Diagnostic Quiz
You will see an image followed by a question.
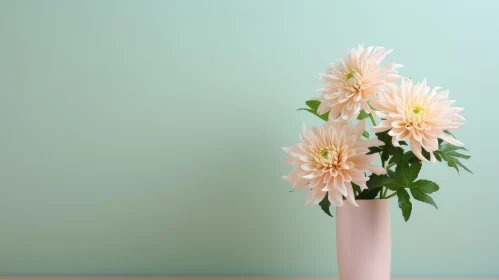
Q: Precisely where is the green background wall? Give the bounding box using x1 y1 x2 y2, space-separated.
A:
0 0 496 276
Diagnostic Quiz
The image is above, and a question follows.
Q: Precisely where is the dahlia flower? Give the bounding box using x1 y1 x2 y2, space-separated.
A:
316 45 402 122
282 120 386 207
371 78 465 163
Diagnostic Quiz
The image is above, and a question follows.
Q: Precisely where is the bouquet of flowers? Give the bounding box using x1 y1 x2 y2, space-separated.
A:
282 45 472 221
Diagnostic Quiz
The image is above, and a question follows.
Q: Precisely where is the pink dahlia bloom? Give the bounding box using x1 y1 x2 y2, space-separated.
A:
371 78 465 163
282 120 386 207
316 45 402 122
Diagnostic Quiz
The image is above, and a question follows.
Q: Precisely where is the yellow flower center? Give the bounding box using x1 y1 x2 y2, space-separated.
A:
412 104 424 114
345 71 355 80
316 147 339 167
320 149 330 159
343 70 362 89
405 104 428 130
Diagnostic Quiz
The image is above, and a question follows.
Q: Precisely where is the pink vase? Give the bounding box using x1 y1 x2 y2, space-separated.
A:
336 199 391 280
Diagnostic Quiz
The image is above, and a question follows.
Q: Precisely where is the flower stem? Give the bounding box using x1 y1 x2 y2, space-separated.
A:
386 162 396 170
382 187 388 198
385 192 397 199
368 113 377 126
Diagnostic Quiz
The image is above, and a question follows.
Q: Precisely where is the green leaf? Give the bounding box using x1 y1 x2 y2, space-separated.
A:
387 169 396 178
455 159 473 174
297 108 329 122
403 151 416 162
381 151 390 164
305 100 321 110
393 161 422 187
356 187 382 200
367 174 392 187
433 151 442 162
397 188 412 222
410 188 438 209
352 183 361 195
446 160 460 174
319 194 333 217
297 100 329 122
367 174 400 190
411 179 439 194
357 110 370 120
362 131 370 139
404 150 431 163
358 188 381 199
436 143 473 174
443 130 456 138
352 183 382 200
445 151 471 160
367 146 383 154
387 146 406 165
376 131 391 144
440 144 468 153
373 131 405 166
